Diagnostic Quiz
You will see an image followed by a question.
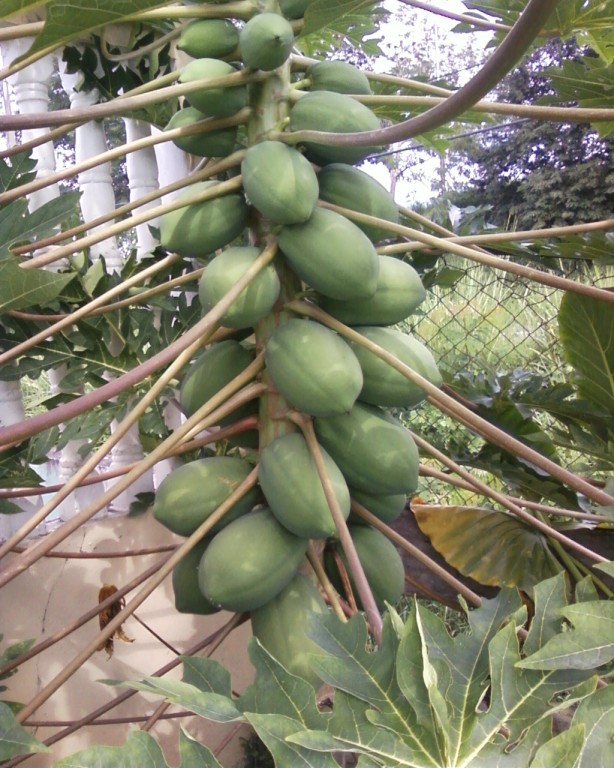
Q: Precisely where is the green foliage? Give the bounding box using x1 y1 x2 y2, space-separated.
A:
111 573 614 767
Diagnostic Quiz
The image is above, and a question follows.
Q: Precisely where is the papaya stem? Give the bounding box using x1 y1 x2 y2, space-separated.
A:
306 542 348 624
286 299 614 516
15 468 259 724
351 501 482 608
318 200 614 304
290 412 383 647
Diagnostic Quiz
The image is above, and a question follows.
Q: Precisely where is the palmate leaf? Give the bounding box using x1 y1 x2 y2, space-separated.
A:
10 1 171 60
0 192 81 260
519 600 614 671
0 702 49 761
570 684 614 767
0 257 75 313
412 504 563 590
558 292 614 416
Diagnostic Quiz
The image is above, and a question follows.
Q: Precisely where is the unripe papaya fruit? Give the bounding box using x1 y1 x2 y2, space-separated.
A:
251 573 329 686
277 207 379 300
289 91 380 165
349 488 407 524
349 327 442 408
239 13 294 71
179 58 246 117
265 318 363 417
314 403 419 495
180 339 257 428
198 246 280 329
319 255 426 326
317 163 398 242
241 141 318 224
326 524 405 610
279 0 317 19
172 539 220 615
198 507 308 612
177 18 239 59
159 181 248 258
258 432 350 538
308 61 372 95
153 456 259 537
164 107 238 157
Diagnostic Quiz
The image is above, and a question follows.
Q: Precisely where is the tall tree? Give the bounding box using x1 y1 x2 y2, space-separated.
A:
448 38 614 228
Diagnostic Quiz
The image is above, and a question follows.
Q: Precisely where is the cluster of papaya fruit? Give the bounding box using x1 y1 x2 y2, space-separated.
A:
151 0 443 682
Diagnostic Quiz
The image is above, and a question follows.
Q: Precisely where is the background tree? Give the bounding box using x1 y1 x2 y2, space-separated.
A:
448 38 614 229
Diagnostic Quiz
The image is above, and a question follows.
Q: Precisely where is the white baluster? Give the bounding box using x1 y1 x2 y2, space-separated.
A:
4 39 59 211
0 380 40 540
123 118 160 255
152 130 191 203
59 67 122 272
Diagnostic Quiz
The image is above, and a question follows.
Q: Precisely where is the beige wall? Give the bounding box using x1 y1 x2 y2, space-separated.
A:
1 514 256 767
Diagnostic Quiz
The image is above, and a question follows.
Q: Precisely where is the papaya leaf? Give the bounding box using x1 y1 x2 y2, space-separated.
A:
106 674 243 723
0 152 38 193
529 724 585 768
0 1 49 23
412 504 563 590
0 257 75 313
0 192 81 260
302 0 379 36
53 730 167 767
558 292 614 416
178 727 223 768
0 500 24 515
246 712 341 768
519 600 614 670
595 560 614 578
570 684 614 766
0 702 49 761
13 1 171 60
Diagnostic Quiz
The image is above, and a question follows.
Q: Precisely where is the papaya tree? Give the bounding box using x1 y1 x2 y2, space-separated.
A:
0 1 613 766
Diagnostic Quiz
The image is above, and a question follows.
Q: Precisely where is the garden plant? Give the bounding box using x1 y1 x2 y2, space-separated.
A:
0 0 614 766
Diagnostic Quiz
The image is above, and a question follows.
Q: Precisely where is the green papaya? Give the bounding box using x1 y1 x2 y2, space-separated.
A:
164 107 238 157
349 488 407 524
241 141 318 224
314 403 419 495
251 573 329 686
180 339 257 428
317 163 398 242
153 456 259 537
177 18 239 59
350 327 442 408
239 13 294 71
265 318 363 417
172 539 220 615
319 255 426 326
159 181 248 258
326 524 405 610
277 207 380 300
289 91 380 165
279 0 317 19
198 246 280 329
308 61 372 95
258 432 350 538
198 507 308 612
179 58 247 117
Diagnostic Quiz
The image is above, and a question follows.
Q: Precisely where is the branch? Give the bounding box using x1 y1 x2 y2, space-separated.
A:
397 0 513 33
275 0 561 147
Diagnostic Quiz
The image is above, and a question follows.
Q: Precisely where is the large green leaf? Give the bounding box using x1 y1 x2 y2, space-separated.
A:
0 702 49 761
570 684 614 767
413 504 562 590
0 1 48 22
0 192 81 260
177 727 224 768
13 1 171 59
558 292 614 416
0 256 75 313
527 724 584 768
302 0 379 36
519 600 614 670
